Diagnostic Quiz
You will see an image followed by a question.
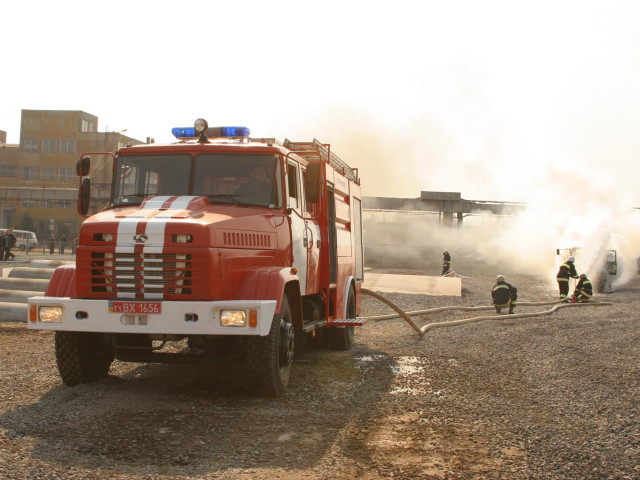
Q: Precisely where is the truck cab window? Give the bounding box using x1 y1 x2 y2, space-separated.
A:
302 169 315 215
194 154 282 208
287 163 299 209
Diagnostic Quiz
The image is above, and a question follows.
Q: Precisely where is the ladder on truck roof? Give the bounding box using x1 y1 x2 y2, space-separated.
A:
284 139 358 184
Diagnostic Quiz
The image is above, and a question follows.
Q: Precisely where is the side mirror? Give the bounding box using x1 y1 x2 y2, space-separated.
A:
76 156 90 176
78 177 91 216
304 163 321 204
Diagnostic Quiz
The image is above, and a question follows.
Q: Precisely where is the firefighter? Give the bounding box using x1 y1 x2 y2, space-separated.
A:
442 250 451 276
573 273 593 302
556 256 579 300
235 163 271 204
48 234 56 255
492 275 518 314
3 228 16 261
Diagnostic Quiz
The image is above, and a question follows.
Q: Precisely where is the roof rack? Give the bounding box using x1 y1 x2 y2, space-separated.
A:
249 137 282 147
283 139 357 183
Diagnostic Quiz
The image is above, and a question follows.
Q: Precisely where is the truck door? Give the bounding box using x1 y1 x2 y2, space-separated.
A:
287 161 309 294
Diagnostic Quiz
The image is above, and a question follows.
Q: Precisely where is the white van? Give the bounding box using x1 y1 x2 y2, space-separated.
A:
1 229 39 251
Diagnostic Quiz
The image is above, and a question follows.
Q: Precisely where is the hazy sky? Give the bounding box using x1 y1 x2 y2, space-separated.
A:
2 0 639 204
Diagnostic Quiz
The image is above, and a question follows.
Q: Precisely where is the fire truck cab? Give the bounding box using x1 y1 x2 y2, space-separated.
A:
28 119 366 396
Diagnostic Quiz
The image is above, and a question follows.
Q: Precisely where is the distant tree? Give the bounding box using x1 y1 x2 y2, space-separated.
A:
20 211 36 231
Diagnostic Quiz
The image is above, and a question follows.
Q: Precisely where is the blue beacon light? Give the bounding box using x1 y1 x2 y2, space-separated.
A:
172 125 251 139
219 126 251 138
172 127 196 139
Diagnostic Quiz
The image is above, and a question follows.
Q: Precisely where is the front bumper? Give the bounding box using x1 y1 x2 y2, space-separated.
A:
27 297 277 336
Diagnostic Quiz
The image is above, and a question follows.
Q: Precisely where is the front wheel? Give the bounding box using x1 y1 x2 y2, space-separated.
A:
55 331 114 386
245 294 295 396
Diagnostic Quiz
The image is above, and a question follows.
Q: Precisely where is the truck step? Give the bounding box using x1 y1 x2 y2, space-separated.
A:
301 320 327 333
331 318 368 326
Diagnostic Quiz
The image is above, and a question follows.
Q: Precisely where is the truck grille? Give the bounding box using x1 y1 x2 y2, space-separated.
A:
90 252 192 297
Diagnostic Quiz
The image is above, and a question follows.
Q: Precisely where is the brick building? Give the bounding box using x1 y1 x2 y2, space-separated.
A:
0 110 143 241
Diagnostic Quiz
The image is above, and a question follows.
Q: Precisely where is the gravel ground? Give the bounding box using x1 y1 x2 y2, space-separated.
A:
1 261 639 479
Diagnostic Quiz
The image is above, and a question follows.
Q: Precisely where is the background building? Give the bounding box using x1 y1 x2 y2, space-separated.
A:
0 110 143 242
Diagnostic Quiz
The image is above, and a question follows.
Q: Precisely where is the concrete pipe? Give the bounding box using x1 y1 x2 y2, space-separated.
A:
8 268 55 280
0 302 27 323
28 260 74 269
0 289 44 304
0 277 50 292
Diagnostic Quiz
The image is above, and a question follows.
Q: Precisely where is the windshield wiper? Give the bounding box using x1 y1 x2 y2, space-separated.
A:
207 194 249 208
113 194 149 206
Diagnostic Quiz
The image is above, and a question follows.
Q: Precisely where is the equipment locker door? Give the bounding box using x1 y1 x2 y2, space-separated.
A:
301 167 321 294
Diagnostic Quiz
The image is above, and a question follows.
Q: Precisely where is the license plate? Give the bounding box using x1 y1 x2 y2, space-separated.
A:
109 301 162 314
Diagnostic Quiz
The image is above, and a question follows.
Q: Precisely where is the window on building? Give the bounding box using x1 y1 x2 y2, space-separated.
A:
56 200 72 208
41 167 55 180
81 119 95 133
60 139 76 154
0 165 18 178
59 167 74 181
21 200 36 208
22 166 37 180
24 138 39 153
42 139 57 153
40 200 56 208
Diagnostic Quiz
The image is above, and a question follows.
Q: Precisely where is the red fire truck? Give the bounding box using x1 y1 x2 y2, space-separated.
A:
28 119 366 396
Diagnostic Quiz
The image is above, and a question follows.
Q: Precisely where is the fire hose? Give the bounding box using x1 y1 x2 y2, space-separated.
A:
361 288 613 337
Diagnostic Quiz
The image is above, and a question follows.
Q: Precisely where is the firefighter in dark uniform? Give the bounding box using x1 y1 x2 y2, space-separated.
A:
573 273 593 302
556 256 579 300
492 275 518 314
442 250 451 276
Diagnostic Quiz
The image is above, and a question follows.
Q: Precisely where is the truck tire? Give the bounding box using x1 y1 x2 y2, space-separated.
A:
246 294 294 396
329 285 356 350
55 331 114 386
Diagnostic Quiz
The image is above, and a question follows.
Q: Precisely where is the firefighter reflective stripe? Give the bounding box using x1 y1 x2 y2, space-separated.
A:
557 278 569 282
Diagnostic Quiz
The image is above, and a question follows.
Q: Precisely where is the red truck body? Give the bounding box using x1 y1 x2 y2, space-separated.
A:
28 121 365 395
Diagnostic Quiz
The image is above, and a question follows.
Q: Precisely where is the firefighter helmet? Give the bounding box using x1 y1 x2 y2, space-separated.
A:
496 275 505 283
580 273 587 279
443 250 448 254
568 256 575 262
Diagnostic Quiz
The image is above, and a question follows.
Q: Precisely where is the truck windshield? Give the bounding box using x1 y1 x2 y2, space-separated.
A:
112 154 192 206
112 153 282 208
194 154 281 208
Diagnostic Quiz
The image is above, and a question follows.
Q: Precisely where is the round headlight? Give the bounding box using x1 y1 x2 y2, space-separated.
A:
194 118 208 133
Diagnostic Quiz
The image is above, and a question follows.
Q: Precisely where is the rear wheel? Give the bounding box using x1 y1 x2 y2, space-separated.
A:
246 294 294 396
55 332 114 386
329 285 356 350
